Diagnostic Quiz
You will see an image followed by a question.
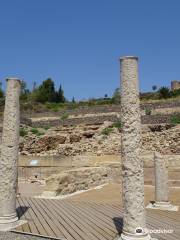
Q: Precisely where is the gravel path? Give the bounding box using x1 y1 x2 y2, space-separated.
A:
0 232 52 240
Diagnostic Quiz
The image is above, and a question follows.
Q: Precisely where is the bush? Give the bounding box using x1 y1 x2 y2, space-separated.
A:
30 128 44 136
158 87 171 99
36 131 44 136
145 108 152 115
20 128 28 137
101 127 113 135
171 89 180 97
112 120 122 129
170 114 180 125
61 112 69 120
112 88 120 104
43 125 50 130
30 128 39 134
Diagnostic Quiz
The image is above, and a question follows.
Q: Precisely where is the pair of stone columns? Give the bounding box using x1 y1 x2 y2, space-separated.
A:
0 78 25 230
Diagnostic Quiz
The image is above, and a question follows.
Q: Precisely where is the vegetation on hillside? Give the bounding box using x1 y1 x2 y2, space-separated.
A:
0 78 180 114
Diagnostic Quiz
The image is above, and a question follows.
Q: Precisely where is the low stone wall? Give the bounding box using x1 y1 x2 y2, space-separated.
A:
21 101 180 118
21 113 179 128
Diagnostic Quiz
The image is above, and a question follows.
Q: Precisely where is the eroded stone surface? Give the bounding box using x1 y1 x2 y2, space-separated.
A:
45 167 111 195
120 57 147 236
0 79 21 224
154 151 169 202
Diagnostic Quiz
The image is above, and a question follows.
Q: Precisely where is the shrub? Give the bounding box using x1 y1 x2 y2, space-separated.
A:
158 87 171 99
30 128 39 134
20 128 28 137
170 114 180 125
43 125 50 130
61 112 69 120
145 108 152 115
171 89 180 97
113 120 122 129
36 131 44 136
101 127 113 136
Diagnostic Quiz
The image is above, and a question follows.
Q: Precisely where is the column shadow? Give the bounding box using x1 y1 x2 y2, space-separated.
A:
113 217 123 235
16 206 29 218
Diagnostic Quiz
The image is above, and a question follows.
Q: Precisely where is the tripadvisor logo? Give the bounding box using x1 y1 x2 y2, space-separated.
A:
135 227 143 234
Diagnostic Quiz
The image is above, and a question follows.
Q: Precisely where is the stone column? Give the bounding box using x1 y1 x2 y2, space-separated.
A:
146 151 178 211
0 78 21 229
154 151 169 204
120 56 151 240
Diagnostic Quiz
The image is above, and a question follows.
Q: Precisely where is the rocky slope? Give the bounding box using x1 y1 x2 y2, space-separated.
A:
19 122 180 156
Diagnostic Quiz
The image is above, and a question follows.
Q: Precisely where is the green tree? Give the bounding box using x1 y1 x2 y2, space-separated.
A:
58 84 66 103
152 85 157 91
158 86 171 99
112 88 120 104
20 80 30 101
72 96 76 103
34 78 56 103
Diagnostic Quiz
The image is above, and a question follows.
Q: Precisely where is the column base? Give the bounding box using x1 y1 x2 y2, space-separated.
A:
0 220 27 231
0 212 18 224
117 230 155 240
146 202 179 211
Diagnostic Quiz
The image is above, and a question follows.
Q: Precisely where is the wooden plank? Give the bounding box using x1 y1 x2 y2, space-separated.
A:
87 202 179 240
13 197 180 240
53 199 112 240
31 197 62 238
66 200 118 235
20 197 39 235
81 201 123 231
36 198 76 240
41 198 89 240
26 197 55 237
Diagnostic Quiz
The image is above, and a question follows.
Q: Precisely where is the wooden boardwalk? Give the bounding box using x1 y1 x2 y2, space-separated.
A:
12 197 180 240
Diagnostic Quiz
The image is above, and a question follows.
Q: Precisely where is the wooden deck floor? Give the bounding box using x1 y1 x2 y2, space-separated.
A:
12 197 180 240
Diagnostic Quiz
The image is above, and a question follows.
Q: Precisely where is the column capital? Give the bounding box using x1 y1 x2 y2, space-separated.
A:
119 56 138 61
6 77 22 83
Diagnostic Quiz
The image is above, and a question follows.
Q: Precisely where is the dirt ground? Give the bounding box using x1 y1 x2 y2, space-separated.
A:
68 183 180 206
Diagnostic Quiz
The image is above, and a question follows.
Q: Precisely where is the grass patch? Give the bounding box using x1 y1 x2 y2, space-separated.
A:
20 128 28 137
101 127 113 136
112 120 122 129
145 108 152 115
61 112 69 120
170 114 180 125
43 125 50 130
36 131 45 136
30 128 39 134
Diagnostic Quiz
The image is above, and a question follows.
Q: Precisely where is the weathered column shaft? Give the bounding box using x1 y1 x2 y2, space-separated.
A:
120 56 148 238
0 78 21 223
154 151 169 203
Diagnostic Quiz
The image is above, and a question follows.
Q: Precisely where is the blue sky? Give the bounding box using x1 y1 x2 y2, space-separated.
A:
0 0 180 100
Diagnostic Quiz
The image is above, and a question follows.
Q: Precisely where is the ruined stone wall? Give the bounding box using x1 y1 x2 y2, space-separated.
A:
21 112 180 128
171 80 180 90
21 101 180 118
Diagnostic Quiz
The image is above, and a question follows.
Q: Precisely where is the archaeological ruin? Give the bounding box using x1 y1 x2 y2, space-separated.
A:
0 61 179 239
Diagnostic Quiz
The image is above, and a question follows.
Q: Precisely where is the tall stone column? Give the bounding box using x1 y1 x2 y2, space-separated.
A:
147 151 178 211
0 78 22 230
120 56 151 240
